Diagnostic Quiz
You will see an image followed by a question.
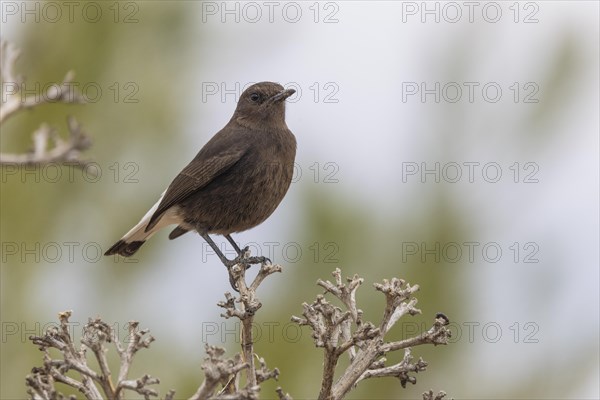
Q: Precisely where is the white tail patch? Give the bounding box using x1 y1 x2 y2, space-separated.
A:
120 190 183 244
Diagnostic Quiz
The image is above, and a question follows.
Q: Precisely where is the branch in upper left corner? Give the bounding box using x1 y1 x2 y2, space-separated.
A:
0 40 93 171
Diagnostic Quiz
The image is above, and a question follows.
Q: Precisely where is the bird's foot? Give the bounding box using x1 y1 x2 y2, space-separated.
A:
224 249 271 292
226 247 271 267
239 255 271 265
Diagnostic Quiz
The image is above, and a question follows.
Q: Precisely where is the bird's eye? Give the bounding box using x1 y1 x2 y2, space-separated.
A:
249 93 260 102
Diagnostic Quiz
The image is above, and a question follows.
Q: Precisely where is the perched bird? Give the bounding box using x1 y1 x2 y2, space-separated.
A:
105 82 297 271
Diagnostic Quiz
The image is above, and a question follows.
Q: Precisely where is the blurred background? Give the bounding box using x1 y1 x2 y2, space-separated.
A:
1 1 598 399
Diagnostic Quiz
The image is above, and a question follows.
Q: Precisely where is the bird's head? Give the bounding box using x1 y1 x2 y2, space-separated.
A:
233 82 295 129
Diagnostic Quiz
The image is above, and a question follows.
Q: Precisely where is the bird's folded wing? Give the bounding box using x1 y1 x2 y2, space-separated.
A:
145 147 247 231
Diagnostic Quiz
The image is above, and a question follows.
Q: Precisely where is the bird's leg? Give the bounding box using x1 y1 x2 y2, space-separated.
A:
200 232 234 266
200 232 241 291
225 234 243 256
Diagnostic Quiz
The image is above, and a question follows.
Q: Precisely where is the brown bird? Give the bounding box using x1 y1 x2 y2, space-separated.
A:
105 82 297 271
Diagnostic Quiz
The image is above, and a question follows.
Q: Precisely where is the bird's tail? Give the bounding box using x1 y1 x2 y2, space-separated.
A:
104 239 146 257
104 191 182 257
104 212 157 257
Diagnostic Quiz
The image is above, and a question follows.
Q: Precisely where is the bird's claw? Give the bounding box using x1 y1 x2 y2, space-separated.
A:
240 246 250 258
224 253 271 292
255 256 272 265
226 254 270 268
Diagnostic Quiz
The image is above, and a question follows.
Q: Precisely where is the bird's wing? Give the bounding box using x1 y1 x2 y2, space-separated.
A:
145 145 247 231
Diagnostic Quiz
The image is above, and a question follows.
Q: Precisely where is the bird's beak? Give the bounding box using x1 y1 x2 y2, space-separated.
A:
268 88 296 104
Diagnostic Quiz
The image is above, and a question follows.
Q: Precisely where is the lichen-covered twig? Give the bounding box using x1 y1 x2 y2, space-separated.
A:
291 268 452 400
422 389 450 400
26 311 162 400
26 268 450 400
188 345 249 400
25 263 290 400
191 260 289 400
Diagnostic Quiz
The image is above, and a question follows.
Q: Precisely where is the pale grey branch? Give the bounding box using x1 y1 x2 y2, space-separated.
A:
26 267 448 400
0 40 92 170
292 270 452 400
201 259 289 399
26 311 162 400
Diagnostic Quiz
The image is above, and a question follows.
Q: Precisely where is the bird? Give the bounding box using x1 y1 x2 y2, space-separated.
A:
104 81 297 275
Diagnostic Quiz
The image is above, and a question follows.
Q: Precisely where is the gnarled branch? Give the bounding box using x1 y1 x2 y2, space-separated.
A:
292 269 452 400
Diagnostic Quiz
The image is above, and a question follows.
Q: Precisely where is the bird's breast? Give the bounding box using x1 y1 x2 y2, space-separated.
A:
180 129 296 234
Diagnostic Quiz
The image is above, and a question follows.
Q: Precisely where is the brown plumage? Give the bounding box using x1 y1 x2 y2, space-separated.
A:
104 82 296 266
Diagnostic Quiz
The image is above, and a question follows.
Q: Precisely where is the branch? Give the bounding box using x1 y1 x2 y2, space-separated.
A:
355 348 428 388
189 346 248 400
26 311 164 400
422 390 450 400
0 117 93 169
27 311 104 400
291 269 452 400
0 40 93 170
26 268 450 400
209 257 289 400
26 263 290 400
